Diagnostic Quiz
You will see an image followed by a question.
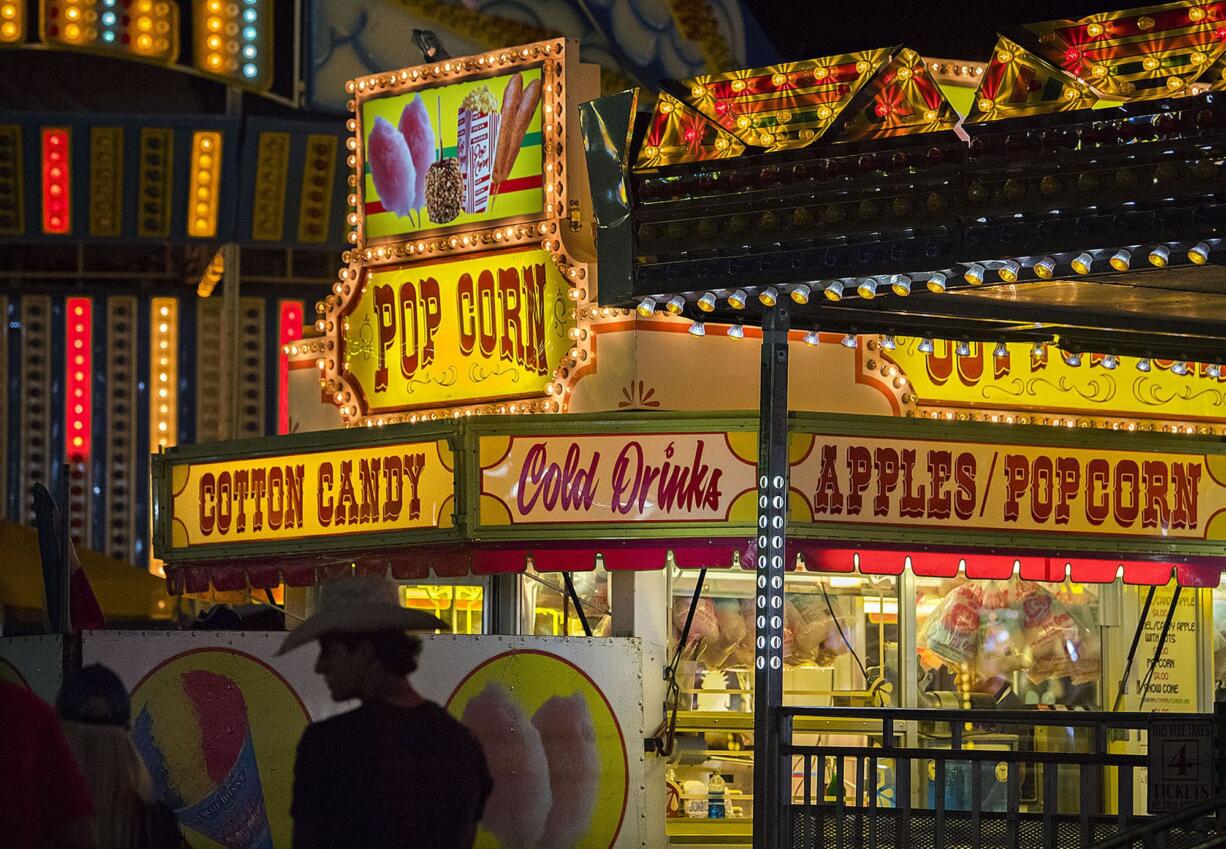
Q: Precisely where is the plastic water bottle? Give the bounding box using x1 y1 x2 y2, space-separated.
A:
708 773 727 819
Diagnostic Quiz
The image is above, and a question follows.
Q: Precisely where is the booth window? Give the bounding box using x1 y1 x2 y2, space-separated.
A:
399 580 485 635
523 564 611 637
915 576 1102 710
669 567 899 709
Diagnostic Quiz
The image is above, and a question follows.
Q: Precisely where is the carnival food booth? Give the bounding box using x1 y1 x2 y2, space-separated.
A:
37 4 1226 846
572 0 1226 846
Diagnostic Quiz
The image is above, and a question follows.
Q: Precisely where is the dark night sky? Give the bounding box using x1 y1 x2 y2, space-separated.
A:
743 1 1142 63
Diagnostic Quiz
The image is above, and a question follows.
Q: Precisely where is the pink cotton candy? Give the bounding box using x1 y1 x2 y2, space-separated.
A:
461 683 552 848
532 694 600 849
398 95 435 211
367 116 416 218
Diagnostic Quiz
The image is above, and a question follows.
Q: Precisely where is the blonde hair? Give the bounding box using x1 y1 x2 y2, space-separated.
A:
61 721 156 849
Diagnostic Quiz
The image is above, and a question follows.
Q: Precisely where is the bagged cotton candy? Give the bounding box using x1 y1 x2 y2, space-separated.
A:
532 694 600 849
462 683 552 848
921 582 984 669
367 116 416 218
397 95 435 211
672 597 720 645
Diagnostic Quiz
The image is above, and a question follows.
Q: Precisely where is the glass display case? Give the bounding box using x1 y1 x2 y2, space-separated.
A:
660 566 1155 843
664 566 898 843
524 565 611 637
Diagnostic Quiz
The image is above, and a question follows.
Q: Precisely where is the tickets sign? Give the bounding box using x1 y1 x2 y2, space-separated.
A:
340 247 572 414
478 431 759 526
166 440 455 550
791 431 1226 543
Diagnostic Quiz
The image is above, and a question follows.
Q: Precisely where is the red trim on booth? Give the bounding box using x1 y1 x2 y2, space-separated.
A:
164 541 1224 594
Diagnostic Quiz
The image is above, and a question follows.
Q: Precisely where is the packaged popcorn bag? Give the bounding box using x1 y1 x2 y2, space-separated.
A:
456 85 501 214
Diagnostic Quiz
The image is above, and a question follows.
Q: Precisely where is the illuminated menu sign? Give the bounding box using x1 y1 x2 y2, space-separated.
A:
340 247 572 414
166 440 455 550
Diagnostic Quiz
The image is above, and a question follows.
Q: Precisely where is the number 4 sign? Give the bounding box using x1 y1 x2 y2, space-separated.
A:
1148 717 1214 814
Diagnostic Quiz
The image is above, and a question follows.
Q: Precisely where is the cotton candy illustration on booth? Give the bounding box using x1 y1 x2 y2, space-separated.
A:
133 670 273 849
532 694 600 849
397 94 435 211
367 116 417 218
462 682 553 848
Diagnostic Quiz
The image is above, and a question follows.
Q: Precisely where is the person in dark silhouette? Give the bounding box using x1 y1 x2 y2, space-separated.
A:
280 576 491 849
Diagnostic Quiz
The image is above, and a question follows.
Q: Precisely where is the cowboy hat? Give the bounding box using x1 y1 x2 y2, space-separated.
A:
277 575 448 655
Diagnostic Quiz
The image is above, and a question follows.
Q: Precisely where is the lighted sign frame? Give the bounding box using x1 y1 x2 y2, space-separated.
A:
343 40 579 253
321 40 616 426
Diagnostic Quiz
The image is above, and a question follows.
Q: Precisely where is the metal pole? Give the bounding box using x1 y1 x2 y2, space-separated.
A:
218 87 243 441
753 304 790 849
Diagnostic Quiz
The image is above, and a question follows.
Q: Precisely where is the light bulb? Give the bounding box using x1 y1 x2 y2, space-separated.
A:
993 342 1008 358
1172 360 1189 376
857 278 878 299
955 340 971 357
1071 252 1093 274
728 289 748 309
998 260 1020 283
841 333 858 349
636 297 657 317
1209 363 1222 378
728 323 745 339
927 272 948 293
1031 341 1046 358
696 292 717 312
759 287 779 307
1110 249 1132 272
890 275 911 296
803 330 820 346
1102 354 1118 370
1034 257 1056 279
1065 350 1082 367
790 284 811 305
880 334 897 350
688 320 706 337
1189 242 1211 265
665 295 685 315
1136 357 1152 372
824 280 845 301
918 337 935 353
1148 245 1170 267
964 264 985 286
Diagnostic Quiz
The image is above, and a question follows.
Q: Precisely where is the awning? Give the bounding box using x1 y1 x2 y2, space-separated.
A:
0 521 177 621
164 538 1224 593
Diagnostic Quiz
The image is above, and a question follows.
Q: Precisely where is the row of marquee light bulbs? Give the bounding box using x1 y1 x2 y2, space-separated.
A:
637 240 1219 373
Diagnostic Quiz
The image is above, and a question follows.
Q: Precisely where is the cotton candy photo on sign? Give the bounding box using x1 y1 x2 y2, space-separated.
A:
448 650 629 849
461 683 553 848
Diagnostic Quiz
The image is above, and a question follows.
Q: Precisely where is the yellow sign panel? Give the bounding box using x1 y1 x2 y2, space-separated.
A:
791 431 1226 543
360 66 545 241
169 441 454 548
341 247 572 415
889 338 1226 423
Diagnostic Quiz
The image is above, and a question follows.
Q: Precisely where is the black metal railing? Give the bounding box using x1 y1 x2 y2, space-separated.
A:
776 705 1220 849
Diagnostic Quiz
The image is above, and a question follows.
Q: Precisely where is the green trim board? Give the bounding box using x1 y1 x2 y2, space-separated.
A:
152 411 1226 566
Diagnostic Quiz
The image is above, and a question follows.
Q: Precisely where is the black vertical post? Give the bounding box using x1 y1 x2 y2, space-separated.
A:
753 304 790 849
